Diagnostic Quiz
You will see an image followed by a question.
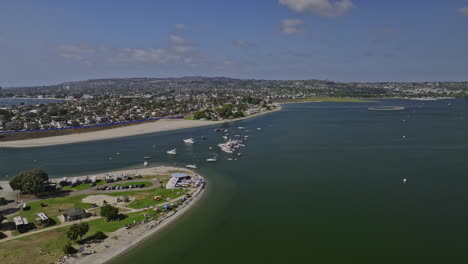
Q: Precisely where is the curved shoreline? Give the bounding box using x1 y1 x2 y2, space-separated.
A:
0 106 281 148
72 174 207 264
368 106 405 111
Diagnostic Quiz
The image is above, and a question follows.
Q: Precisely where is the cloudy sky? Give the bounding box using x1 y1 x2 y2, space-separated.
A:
1 0 468 86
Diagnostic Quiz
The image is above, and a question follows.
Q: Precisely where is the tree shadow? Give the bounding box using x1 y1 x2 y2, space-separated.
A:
0 207 19 216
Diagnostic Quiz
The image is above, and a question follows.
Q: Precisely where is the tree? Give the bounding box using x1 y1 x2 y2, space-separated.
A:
63 242 77 255
216 104 234 119
100 204 119 221
93 231 107 241
9 169 49 195
66 222 89 241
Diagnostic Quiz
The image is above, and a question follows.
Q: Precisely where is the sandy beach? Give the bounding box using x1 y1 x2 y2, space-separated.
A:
0 106 281 148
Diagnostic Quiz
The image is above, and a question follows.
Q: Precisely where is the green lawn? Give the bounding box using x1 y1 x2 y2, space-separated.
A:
87 209 159 234
108 187 189 209
111 181 153 188
277 97 375 103
11 195 94 230
62 180 106 191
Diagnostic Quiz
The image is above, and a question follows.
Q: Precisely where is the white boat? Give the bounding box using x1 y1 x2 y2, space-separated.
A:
166 149 177 155
183 138 196 144
257 128 262 131
186 164 197 169
206 158 217 162
144 156 151 159
144 161 149 166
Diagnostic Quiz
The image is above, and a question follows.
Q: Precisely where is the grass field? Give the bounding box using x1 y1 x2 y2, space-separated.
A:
11 186 187 231
108 187 188 209
0 229 68 264
277 97 375 103
10 195 94 231
87 209 158 234
0 209 160 264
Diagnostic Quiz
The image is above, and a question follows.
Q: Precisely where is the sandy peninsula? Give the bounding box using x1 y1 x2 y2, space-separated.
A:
0 106 281 148
0 166 207 264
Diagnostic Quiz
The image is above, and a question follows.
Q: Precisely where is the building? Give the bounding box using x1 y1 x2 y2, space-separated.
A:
166 173 190 189
63 208 88 222
35 213 49 226
13 216 29 232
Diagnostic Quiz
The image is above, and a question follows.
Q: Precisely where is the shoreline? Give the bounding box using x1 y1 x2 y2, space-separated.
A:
0 166 207 264
0 106 281 148
71 173 207 264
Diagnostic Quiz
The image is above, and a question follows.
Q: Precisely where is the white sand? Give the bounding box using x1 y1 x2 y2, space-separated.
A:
0 107 281 148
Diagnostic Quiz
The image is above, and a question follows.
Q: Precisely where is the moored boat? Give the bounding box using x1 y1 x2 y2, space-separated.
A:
183 138 196 144
166 149 177 155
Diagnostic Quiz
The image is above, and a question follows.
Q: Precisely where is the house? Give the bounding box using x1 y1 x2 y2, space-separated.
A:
13 216 30 232
63 208 88 222
35 213 49 226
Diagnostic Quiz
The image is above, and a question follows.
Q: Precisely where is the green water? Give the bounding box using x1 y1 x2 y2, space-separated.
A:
2 100 468 263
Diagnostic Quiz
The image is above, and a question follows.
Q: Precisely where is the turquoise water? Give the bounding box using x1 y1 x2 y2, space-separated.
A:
1 99 468 263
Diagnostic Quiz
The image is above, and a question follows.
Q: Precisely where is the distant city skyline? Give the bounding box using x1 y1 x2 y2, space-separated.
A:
1 0 468 86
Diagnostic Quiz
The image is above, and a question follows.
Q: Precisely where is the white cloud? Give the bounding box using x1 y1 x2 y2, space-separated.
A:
111 35 198 65
57 45 96 65
458 6 468 16
169 34 196 53
279 0 354 17
113 48 175 64
280 19 305 35
233 40 256 48
175 24 187 30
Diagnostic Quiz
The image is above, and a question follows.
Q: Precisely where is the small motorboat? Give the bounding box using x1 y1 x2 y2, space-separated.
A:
144 156 151 159
214 128 221 132
166 149 177 155
186 164 197 169
206 158 217 162
144 161 149 166
183 138 196 144
200 136 208 139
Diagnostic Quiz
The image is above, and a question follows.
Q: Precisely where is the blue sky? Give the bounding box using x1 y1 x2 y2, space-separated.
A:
0 0 468 86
